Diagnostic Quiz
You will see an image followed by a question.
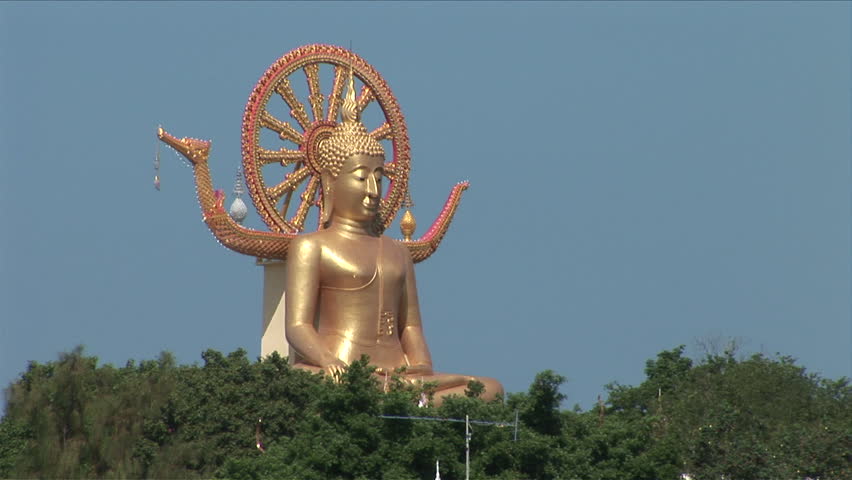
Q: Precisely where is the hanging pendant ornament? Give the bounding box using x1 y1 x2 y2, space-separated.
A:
229 166 248 224
154 126 161 191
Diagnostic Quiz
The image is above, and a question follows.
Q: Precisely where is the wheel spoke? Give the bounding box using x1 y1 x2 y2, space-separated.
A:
291 176 319 231
257 147 305 166
279 163 303 219
370 122 392 141
356 85 375 115
265 166 310 200
304 64 325 123
326 65 346 122
261 111 304 145
274 78 311 130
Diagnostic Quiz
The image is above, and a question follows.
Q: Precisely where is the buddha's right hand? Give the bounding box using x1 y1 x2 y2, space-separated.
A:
322 359 348 382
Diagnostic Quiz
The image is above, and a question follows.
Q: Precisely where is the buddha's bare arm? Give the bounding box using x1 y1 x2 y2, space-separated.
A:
398 245 434 375
285 237 346 375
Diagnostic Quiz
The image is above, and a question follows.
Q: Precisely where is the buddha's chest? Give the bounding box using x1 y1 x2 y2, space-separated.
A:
319 236 405 291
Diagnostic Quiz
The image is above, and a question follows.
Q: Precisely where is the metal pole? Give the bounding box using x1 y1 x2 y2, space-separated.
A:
465 415 470 480
513 409 519 442
377 413 518 478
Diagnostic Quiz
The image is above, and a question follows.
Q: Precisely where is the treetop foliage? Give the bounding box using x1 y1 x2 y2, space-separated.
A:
1 345 848 479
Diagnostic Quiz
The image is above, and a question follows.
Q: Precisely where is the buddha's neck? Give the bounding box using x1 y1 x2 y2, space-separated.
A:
328 216 377 236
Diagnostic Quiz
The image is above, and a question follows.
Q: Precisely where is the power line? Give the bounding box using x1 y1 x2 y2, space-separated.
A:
378 414 516 428
379 412 519 480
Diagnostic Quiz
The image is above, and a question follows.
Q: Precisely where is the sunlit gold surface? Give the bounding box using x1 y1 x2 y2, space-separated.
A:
159 45 469 264
241 45 412 235
286 76 502 401
156 45 503 403
285 152 502 402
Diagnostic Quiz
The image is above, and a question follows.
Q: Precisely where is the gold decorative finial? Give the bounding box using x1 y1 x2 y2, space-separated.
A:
341 65 358 124
401 189 414 209
400 190 416 241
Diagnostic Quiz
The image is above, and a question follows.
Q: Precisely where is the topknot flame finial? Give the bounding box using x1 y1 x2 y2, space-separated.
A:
317 64 384 179
341 65 358 124
316 63 386 227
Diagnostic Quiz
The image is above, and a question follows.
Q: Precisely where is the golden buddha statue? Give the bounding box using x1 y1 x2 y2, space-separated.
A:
157 45 503 403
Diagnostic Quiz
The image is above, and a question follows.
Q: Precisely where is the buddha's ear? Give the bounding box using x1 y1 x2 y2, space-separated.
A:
320 170 335 227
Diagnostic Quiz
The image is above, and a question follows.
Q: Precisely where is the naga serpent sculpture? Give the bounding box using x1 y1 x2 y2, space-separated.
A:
157 44 468 262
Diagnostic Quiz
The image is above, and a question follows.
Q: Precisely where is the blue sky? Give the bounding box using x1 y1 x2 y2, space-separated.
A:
1 2 850 411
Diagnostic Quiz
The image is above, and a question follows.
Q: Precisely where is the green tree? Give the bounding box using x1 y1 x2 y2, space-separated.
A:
3 345 848 479
519 370 566 437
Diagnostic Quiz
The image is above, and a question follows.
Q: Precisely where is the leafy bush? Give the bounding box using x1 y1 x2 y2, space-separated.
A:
1 345 848 479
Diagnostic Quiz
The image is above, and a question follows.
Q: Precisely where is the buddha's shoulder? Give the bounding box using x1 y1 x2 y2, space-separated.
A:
290 229 375 249
383 235 414 261
290 231 410 254
288 230 330 255
382 234 405 248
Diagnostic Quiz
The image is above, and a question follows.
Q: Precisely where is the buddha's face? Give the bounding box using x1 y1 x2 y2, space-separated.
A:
330 153 384 223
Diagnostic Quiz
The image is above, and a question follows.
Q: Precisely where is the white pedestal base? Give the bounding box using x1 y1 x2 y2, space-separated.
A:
259 260 288 359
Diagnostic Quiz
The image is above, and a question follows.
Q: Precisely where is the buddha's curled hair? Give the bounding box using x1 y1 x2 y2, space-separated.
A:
317 68 385 177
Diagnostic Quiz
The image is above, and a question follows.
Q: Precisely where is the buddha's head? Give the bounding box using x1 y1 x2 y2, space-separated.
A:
317 68 386 228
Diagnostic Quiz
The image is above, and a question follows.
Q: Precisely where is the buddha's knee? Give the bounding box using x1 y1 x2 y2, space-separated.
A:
473 376 504 401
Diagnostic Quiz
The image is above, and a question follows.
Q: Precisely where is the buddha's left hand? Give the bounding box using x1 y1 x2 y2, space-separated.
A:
404 364 433 376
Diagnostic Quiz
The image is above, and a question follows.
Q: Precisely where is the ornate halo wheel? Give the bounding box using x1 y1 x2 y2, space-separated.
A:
241 44 411 234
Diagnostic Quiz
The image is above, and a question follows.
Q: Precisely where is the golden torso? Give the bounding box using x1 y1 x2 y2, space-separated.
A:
281 153 504 401
286 224 503 403
313 229 409 370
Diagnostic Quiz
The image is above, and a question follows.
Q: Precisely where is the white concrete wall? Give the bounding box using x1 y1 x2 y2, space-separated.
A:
260 260 288 359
